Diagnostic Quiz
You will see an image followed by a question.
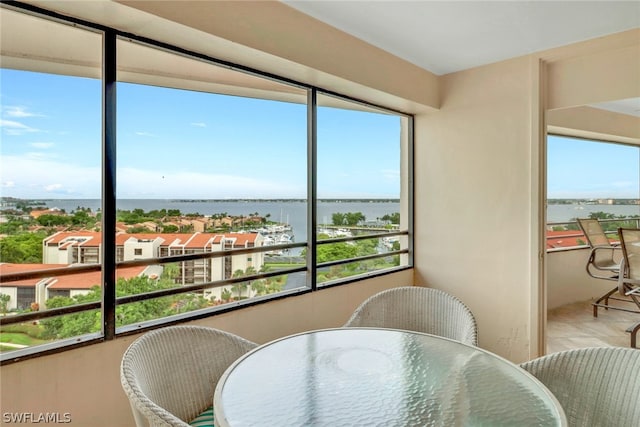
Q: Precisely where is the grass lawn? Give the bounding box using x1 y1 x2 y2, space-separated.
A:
265 263 306 269
0 332 48 347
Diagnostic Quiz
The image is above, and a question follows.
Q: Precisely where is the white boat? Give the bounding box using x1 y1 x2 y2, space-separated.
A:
278 234 293 243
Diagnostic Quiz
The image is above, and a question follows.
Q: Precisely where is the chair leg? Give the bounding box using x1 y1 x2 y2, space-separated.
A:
591 287 640 317
626 321 640 349
592 286 618 317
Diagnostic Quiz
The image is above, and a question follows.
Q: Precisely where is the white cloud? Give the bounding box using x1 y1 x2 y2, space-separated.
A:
0 119 39 136
44 183 63 192
0 154 306 199
4 106 43 118
30 142 54 149
116 167 305 199
191 122 207 128
0 155 100 198
135 131 156 137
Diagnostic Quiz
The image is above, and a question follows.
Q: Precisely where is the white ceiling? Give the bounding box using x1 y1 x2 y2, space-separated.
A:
284 1 639 76
284 0 640 117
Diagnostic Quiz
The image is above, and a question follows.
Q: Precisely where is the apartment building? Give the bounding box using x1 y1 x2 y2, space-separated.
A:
1 231 264 310
44 231 264 283
0 263 150 310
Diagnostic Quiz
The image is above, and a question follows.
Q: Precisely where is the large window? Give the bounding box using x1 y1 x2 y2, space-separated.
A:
0 4 413 363
546 135 640 249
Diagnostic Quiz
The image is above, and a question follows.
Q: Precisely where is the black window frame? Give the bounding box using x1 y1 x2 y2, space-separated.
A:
0 1 414 364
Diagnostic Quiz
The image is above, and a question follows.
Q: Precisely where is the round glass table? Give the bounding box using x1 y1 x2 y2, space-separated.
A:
214 328 566 426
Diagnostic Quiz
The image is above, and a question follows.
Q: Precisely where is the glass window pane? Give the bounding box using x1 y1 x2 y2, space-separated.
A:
114 40 308 325
316 94 408 285
0 9 102 354
546 135 640 247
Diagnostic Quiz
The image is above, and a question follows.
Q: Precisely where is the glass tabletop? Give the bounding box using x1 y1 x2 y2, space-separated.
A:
214 328 566 427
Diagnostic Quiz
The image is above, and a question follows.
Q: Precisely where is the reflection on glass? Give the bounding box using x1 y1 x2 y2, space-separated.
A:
115 39 308 313
316 94 407 285
0 8 102 353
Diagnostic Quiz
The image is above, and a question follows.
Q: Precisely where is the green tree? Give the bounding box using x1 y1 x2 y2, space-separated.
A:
41 288 102 339
162 224 179 233
221 288 233 302
0 217 34 234
345 212 365 226
316 242 358 263
162 263 180 283
332 213 346 226
0 231 47 263
41 275 210 339
70 210 94 227
381 212 400 224
0 294 11 314
231 269 249 298
36 214 70 227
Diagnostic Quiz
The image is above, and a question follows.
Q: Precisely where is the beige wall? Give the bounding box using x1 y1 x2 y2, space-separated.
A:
0 271 411 427
548 106 640 145
546 248 622 310
412 29 639 363
547 41 640 110
414 55 538 362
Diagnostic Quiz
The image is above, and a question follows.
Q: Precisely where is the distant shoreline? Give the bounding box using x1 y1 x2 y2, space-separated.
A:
2 197 636 204
1 197 401 204
547 198 639 205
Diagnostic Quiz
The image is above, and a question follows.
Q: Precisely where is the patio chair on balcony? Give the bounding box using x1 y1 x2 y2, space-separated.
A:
520 347 640 427
576 218 624 316
343 286 478 346
618 228 640 347
120 325 257 427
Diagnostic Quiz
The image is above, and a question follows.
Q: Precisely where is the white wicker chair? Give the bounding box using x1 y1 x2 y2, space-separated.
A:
120 325 257 427
343 286 478 346
521 347 640 427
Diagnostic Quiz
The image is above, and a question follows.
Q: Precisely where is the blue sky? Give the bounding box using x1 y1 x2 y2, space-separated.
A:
1 69 638 200
0 69 401 199
547 135 639 199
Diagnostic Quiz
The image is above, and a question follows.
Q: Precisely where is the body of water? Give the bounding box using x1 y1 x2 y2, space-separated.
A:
36 199 401 247
22 198 640 229
547 204 639 223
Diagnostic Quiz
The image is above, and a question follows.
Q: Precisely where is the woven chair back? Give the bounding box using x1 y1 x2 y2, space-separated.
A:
619 228 640 281
577 218 610 247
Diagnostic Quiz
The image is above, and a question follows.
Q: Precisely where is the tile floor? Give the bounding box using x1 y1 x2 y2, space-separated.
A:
546 297 639 353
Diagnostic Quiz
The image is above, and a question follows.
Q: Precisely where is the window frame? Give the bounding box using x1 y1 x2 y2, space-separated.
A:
0 2 414 364
545 133 640 253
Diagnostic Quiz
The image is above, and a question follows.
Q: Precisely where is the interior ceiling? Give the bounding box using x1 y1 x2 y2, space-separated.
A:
284 0 640 116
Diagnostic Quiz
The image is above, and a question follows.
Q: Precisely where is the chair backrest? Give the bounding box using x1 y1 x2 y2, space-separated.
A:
120 325 257 427
577 218 610 247
343 286 478 346
619 228 640 281
520 347 640 427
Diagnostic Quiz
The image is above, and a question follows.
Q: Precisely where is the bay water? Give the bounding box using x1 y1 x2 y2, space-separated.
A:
35 199 640 236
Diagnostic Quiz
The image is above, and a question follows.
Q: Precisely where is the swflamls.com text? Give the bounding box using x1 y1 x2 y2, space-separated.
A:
2 412 72 424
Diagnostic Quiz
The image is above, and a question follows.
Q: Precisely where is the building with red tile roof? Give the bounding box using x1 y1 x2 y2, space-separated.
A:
546 229 588 249
42 231 265 290
2 231 268 312
0 263 149 311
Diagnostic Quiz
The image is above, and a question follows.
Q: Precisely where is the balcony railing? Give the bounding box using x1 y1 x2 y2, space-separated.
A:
0 229 409 363
546 217 640 252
